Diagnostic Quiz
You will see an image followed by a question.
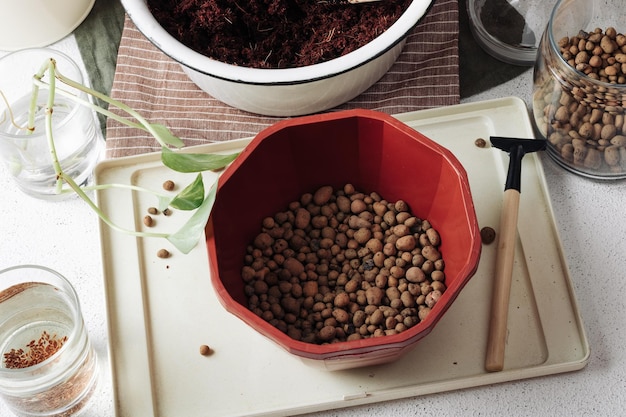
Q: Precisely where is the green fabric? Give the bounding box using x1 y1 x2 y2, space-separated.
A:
74 0 125 134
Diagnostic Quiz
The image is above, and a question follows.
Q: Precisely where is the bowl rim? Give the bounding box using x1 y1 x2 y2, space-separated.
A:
466 0 539 66
120 0 433 85
206 109 482 360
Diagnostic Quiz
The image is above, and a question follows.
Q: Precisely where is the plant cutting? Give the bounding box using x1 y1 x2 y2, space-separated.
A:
2 56 239 254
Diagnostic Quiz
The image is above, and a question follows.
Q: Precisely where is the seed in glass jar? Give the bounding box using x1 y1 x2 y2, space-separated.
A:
480 226 496 244
163 180 175 191
157 249 171 258
605 146 621 166
554 106 570 123
3 331 67 369
584 148 602 169
589 55 603 68
612 135 626 147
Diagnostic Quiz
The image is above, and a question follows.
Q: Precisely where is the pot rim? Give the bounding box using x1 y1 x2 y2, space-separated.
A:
120 0 433 85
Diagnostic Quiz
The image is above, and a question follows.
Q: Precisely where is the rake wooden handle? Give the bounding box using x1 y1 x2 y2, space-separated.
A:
485 188 520 372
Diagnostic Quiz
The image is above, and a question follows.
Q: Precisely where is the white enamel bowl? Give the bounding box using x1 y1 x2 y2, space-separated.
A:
120 0 432 116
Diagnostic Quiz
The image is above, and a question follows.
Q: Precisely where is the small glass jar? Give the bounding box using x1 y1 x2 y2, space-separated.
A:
467 0 551 66
532 0 626 179
0 48 103 200
0 265 98 417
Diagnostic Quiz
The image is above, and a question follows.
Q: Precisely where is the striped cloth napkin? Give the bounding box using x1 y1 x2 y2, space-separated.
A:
105 0 460 158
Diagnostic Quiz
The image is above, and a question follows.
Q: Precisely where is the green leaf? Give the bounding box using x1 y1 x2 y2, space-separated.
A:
170 174 204 210
161 146 239 173
157 195 172 212
151 124 185 148
167 181 217 254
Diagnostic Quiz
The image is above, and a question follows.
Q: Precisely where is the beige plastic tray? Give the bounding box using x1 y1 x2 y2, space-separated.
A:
95 97 589 417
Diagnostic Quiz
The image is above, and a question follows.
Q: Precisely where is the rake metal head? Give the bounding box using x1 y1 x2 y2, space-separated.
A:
490 136 547 191
490 136 546 154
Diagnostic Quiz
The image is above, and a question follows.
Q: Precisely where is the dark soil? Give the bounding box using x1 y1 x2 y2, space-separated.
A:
148 0 413 69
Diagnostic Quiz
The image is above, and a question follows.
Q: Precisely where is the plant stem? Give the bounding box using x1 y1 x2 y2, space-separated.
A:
38 59 169 239
60 171 170 239
54 68 177 148
26 59 53 133
0 91 29 132
40 60 64 194
83 182 170 198
32 77 147 132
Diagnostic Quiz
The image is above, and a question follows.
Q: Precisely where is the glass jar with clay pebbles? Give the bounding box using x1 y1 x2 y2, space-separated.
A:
532 0 626 179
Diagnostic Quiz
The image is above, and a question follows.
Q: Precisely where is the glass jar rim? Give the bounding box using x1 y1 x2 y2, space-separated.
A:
546 0 626 88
